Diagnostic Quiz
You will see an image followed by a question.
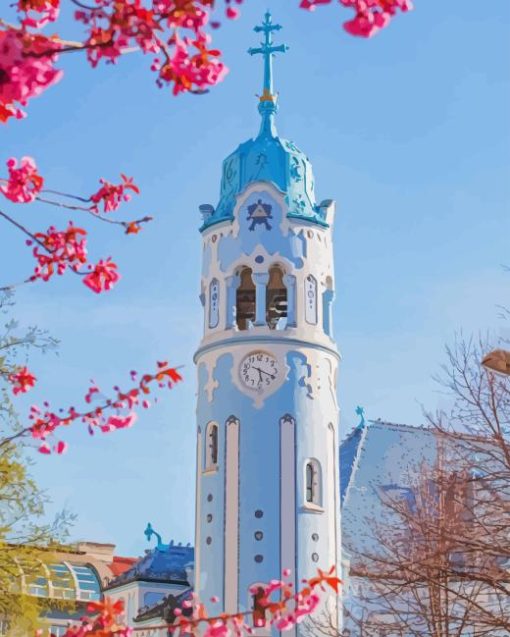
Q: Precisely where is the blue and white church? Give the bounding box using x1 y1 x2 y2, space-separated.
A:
193 12 341 635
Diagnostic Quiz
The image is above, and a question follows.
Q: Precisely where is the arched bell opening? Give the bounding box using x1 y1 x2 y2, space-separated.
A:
236 267 256 331
266 265 287 330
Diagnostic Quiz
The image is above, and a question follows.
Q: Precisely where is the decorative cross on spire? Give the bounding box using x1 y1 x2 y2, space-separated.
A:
248 11 288 136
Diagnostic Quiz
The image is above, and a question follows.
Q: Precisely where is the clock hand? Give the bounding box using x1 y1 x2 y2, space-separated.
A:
253 366 276 380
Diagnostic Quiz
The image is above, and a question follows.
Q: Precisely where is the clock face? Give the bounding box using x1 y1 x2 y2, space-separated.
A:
240 351 280 392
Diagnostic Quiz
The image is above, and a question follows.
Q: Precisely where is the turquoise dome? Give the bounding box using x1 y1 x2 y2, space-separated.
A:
200 12 328 232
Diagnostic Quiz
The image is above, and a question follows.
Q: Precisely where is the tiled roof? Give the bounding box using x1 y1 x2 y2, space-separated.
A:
108 556 138 577
105 545 194 589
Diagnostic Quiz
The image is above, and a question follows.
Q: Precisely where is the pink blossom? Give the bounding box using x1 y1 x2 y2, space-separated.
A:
157 32 228 95
85 385 100 403
0 102 25 124
100 413 137 432
90 174 140 213
0 156 43 203
32 223 88 281
0 28 62 122
225 6 239 19
203 621 229 637
17 0 60 28
83 258 120 293
8 366 37 395
300 0 412 37
341 0 413 37
54 440 68 454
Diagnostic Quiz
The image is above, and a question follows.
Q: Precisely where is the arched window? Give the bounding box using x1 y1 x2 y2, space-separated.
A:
208 278 220 328
304 274 318 325
322 276 334 336
205 422 219 470
236 267 255 331
305 459 322 506
251 585 267 629
266 265 287 329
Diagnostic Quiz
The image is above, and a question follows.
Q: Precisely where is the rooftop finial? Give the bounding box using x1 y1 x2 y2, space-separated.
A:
355 406 366 429
144 522 169 552
248 11 288 137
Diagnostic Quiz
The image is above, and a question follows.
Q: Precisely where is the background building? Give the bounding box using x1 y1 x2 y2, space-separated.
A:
0 542 135 637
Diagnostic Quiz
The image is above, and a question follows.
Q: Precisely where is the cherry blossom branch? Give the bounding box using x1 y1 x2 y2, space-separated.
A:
35 194 154 233
0 361 183 454
0 208 95 291
69 0 102 12
60 567 341 637
0 208 46 251
1 1 414 123
0 158 151 291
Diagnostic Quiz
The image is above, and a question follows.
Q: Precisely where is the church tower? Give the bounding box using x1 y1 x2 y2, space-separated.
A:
194 13 340 634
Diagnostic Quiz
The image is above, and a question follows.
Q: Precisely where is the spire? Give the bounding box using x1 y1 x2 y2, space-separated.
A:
248 11 288 138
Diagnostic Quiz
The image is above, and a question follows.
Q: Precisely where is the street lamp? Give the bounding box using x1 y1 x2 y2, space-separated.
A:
481 349 510 376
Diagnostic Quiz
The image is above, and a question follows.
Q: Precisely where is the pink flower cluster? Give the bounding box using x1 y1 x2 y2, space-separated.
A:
74 0 229 95
342 0 413 37
0 28 62 123
90 174 140 213
155 32 227 96
39 567 337 637
168 567 341 636
49 599 133 637
27 362 182 454
300 0 413 37
75 0 161 67
83 258 121 294
32 223 88 281
17 0 60 28
0 157 150 294
0 156 44 203
8 366 37 395
30 223 121 293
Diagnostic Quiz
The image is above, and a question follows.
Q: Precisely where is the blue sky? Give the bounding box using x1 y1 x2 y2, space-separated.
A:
1 1 509 557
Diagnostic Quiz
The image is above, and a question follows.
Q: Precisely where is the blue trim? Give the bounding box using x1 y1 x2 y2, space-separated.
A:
199 215 235 233
287 212 329 228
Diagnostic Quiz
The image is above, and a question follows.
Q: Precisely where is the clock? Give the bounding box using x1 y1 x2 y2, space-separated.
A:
240 351 280 392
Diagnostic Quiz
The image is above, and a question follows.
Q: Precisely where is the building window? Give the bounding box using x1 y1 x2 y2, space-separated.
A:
251 585 267 628
209 278 220 328
322 276 334 336
144 592 165 607
305 459 322 506
266 265 287 329
236 267 256 330
205 422 219 470
304 274 318 325
69 563 101 601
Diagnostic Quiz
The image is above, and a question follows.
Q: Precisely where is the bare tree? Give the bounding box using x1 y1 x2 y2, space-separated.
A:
314 335 510 636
